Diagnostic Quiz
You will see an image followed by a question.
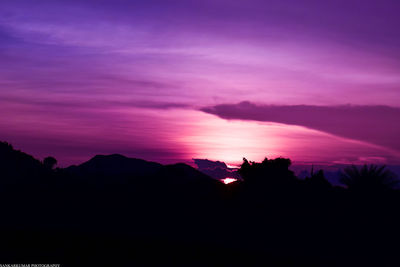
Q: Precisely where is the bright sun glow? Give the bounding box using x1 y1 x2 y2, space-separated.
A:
221 178 237 184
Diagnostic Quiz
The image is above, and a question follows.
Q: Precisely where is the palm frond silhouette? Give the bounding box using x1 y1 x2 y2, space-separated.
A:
340 164 398 192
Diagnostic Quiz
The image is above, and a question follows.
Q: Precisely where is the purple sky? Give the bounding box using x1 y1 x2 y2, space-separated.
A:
1 0 400 166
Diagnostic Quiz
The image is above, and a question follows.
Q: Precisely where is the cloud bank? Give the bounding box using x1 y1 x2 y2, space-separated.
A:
202 102 400 152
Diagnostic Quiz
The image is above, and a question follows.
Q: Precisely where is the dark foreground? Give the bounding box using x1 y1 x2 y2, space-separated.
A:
1 141 399 266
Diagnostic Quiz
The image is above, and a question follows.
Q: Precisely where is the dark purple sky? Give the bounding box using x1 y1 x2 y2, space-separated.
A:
1 0 400 166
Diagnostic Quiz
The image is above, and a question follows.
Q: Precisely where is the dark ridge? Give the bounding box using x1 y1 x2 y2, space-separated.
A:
161 163 215 181
66 153 163 177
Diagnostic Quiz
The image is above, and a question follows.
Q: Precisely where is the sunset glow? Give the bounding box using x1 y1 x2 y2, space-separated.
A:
0 0 399 167
221 178 238 185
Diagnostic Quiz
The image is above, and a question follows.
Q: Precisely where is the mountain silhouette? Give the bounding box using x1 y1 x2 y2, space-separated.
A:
66 154 163 177
161 163 216 181
65 154 219 190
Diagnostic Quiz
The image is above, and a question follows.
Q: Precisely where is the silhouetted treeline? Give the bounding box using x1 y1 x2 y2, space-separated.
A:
0 141 399 266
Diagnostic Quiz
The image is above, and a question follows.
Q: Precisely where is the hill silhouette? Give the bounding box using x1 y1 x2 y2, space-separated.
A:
66 154 163 177
0 141 45 180
0 140 400 266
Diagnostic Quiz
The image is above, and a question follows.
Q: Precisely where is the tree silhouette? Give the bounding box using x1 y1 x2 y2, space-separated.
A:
43 156 57 170
238 157 296 186
305 169 332 190
340 164 398 192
